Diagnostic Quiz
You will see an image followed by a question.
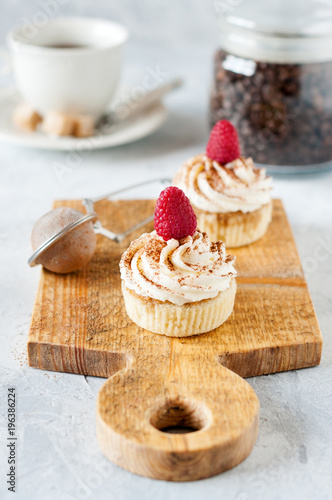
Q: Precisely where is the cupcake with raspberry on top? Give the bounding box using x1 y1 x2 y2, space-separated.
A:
174 120 272 247
120 187 236 337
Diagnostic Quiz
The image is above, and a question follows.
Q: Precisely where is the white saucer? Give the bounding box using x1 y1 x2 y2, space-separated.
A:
0 88 168 151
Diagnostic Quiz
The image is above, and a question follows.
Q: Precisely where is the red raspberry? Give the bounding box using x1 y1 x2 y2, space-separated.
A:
206 120 240 164
154 186 197 241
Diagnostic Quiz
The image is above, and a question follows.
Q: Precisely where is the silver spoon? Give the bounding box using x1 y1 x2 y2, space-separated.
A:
96 78 183 130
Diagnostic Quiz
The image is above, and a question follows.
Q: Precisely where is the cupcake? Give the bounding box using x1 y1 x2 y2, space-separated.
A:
120 187 236 337
174 120 272 247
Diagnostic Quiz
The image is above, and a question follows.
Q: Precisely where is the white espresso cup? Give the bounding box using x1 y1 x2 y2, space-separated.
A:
6 17 128 117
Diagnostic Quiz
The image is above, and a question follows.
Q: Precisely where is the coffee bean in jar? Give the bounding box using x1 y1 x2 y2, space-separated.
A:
210 0 332 171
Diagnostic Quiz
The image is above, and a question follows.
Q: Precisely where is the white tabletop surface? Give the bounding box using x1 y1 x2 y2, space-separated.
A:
0 2 332 499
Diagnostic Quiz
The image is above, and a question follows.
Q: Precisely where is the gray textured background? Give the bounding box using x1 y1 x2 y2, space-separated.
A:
0 1 332 500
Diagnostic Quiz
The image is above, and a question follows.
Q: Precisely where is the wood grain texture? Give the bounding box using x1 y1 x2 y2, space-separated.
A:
28 199 322 481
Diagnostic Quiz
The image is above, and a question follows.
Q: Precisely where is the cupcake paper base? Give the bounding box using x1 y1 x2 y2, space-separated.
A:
195 201 272 247
121 279 236 337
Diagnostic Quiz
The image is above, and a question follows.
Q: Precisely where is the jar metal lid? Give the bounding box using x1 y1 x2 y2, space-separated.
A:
215 0 332 63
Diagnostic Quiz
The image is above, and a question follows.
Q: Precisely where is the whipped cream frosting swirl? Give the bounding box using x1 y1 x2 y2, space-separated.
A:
175 155 272 213
120 230 236 306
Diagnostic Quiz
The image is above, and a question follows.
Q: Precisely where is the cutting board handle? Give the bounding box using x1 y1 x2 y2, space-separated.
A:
96 349 259 481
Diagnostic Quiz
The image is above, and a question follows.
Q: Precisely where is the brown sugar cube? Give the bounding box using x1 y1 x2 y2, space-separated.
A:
72 114 95 138
12 104 42 132
42 110 76 136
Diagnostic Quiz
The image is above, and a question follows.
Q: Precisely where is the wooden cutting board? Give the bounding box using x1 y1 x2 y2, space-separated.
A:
28 199 322 481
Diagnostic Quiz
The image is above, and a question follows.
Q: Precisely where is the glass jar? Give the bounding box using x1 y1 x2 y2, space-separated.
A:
210 0 332 172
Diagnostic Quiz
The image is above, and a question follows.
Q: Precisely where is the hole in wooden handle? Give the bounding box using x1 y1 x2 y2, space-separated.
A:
150 397 210 434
